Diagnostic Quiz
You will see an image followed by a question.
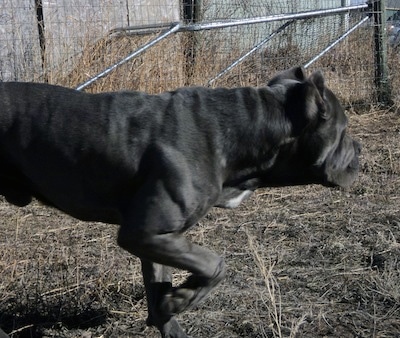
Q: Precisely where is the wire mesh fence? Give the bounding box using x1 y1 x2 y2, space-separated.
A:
0 1 398 107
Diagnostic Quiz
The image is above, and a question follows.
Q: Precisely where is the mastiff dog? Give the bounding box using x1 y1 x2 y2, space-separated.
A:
0 66 360 337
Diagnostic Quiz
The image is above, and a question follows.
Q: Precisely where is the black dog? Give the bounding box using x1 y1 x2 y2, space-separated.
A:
0 67 360 338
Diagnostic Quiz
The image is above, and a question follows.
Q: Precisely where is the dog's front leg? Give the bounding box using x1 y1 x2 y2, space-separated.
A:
118 228 226 338
141 259 187 338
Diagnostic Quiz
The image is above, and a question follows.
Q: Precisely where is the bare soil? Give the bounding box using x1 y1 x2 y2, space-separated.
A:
0 109 399 338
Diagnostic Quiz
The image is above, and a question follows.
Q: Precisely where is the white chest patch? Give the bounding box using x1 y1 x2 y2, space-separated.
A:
225 190 253 209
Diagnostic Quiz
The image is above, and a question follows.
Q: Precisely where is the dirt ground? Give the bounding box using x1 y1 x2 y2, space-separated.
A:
0 108 399 338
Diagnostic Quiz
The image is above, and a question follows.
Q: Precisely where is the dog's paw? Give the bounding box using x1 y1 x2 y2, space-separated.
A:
160 261 226 316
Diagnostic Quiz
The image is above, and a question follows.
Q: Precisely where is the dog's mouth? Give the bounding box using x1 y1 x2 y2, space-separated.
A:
322 138 361 189
344 140 361 172
347 155 360 170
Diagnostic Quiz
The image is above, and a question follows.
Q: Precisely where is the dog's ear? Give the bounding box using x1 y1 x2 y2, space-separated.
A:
291 66 306 81
268 66 306 86
304 71 327 120
309 70 325 99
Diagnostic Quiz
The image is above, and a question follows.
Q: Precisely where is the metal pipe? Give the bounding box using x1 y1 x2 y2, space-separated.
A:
208 20 295 86
110 22 173 35
184 5 368 31
112 4 369 35
304 15 370 69
76 23 181 91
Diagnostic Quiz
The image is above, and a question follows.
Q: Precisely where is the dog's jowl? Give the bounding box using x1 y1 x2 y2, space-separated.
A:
0 67 360 338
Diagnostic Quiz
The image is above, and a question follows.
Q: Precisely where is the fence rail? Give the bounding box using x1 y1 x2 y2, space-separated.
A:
0 1 397 107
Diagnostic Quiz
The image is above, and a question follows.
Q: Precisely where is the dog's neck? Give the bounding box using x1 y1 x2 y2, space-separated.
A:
221 87 293 155
217 86 296 183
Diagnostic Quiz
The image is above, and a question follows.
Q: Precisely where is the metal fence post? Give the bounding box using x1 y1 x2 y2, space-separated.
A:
372 0 392 106
182 0 201 85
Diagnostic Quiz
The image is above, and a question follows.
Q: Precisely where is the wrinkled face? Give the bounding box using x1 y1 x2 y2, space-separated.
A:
266 66 361 189
302 87 361 188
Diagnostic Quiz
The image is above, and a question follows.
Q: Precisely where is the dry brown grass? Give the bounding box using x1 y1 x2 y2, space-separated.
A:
0 109 399 338
50 32 186 93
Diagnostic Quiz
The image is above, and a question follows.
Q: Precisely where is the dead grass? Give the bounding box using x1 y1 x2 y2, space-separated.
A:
50 32 186 93
0 109 399 337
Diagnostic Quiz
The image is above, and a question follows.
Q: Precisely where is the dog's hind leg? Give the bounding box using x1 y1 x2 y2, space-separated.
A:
141 259 187 338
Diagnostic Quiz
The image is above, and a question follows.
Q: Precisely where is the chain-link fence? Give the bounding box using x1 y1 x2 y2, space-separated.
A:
0 1 397 107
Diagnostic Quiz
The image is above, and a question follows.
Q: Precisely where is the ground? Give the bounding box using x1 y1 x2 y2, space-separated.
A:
0 109 399 338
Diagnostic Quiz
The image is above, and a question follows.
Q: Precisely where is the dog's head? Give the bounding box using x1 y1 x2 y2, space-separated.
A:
264 66 361 189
